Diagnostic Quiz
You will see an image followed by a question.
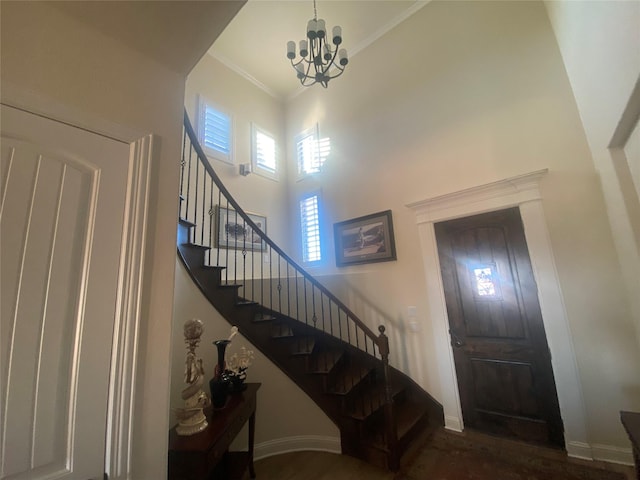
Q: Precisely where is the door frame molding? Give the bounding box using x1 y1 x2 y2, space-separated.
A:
2 83 152 479
407 169 591 460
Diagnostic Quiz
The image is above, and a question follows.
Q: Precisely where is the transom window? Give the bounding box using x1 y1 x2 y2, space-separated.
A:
300 193 321 263
296 125 330 176
197 96 233 165
251 123 278 180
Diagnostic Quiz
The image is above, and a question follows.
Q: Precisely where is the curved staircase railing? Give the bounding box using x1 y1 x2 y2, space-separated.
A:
178 110 402 467
180 111 389 360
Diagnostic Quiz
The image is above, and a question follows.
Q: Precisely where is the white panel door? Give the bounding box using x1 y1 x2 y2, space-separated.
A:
1 104 130 480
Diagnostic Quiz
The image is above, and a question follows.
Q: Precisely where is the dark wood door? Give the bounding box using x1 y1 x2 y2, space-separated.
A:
435 207 564 448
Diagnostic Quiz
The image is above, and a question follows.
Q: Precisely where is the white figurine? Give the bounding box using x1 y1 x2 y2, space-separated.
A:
174 319 211 436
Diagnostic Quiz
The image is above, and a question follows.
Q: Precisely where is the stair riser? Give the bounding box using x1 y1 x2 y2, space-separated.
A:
195 269 224 290
179 245 208 267
177 222 193 246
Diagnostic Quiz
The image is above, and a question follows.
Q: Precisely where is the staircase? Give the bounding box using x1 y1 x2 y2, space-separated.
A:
177 111 443 471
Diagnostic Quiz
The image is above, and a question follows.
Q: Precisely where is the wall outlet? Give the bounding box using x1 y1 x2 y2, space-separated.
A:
408 306 417 317
264 253 270 263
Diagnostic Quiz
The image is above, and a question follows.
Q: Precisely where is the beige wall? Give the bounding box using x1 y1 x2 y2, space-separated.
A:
184 53 292 251
0 2 242 477
171 259 339 450
544 0 640 354
285 0 639 458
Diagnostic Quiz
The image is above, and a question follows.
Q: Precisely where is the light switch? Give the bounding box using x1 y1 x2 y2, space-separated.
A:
408 306 417 317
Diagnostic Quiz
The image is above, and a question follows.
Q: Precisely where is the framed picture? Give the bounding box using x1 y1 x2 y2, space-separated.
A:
216 206 267 251
334 210 397 267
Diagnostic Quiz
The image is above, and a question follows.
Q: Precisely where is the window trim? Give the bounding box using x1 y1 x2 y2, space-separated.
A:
251 123 278 181
197 95 234 165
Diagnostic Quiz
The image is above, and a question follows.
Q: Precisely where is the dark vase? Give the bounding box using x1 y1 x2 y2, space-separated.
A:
229 370 247 393
209 339 231 408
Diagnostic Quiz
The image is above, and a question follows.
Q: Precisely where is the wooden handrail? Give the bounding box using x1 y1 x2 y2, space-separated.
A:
182 110 382 350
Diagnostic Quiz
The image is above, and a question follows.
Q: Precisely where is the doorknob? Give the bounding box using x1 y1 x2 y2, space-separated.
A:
449 330 465 348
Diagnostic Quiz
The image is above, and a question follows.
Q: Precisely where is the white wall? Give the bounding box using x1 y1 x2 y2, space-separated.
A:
544 0 640 352
285 0 639 461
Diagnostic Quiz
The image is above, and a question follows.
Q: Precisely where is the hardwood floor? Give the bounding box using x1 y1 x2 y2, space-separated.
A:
254 451 395 480
253 429 636 480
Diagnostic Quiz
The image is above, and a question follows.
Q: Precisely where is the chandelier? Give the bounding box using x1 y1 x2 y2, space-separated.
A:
286 0 348 88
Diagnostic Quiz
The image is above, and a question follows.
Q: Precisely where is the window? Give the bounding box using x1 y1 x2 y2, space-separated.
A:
251 123 278 180
473 267 496 296
300 193 321 263
198 96 233 164
470 263 501 299
295 125 330 176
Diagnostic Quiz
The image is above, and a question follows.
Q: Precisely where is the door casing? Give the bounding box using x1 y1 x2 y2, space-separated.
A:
407 169 591 460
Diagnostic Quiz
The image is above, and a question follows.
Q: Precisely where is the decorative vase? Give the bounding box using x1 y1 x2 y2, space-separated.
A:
209 339 231 408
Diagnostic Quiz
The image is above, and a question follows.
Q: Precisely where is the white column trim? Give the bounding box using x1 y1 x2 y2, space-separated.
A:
105 135 153 480
406 169 591 459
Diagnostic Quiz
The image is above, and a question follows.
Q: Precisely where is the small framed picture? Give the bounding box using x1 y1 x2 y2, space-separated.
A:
216 206 267 251
334 210 397 267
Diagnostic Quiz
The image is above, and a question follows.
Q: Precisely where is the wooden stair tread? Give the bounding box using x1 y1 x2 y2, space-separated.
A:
329 365 372 395
290 337 315 356
347 384 405 421
253 313 277 323
270 324 294 339
201 265 226 271
309 350 343 374
396 400 430 440
236 300 258 307
181 242 210 251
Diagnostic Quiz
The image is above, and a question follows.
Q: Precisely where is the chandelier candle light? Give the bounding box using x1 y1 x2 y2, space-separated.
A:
287 0 348 88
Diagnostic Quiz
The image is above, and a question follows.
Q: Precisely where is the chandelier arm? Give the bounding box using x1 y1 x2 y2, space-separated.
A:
301 57 317 86
321 44 340 77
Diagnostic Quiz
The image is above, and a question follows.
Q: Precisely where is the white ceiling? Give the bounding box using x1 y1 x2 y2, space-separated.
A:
208 0 429 100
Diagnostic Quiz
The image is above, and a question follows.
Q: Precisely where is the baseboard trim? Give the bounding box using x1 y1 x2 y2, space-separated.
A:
254 435 341 460
566 440 634 466
444 415 463 432
591 443 634 466
566 440 593 460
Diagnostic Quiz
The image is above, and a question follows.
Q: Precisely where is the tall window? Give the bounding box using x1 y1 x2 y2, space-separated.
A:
251 123 278 180
198 96 233 164
296 125 330 176
300 193 321 263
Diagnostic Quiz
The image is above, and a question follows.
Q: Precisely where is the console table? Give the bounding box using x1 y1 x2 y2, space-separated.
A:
169 383 260 480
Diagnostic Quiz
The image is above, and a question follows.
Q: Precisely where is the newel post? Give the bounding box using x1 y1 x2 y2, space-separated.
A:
378 325 399 471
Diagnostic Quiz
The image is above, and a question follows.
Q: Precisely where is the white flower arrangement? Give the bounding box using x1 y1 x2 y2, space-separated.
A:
226 346 255 376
